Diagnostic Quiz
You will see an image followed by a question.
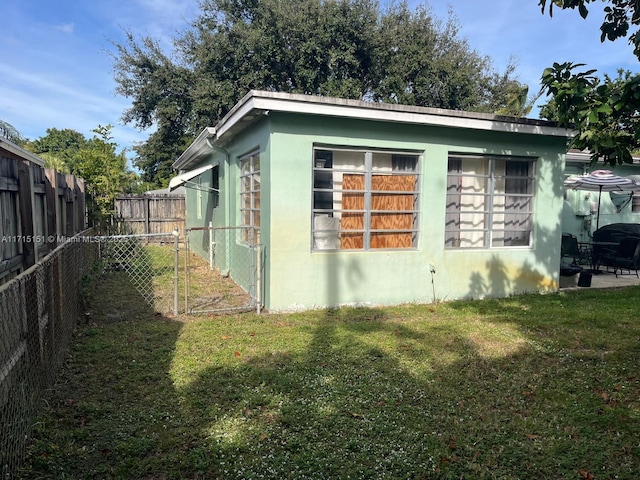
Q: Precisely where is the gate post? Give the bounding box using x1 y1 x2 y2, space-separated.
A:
256 230 261 314
209 221 213 270
173 229 179 316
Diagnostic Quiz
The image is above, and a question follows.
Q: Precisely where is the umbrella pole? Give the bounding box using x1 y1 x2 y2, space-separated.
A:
596 186 602 230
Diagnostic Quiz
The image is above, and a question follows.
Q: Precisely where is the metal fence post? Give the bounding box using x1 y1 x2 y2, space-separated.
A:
255 230 261 314
209 221 214 270
184 230 189 315
173 229 179 316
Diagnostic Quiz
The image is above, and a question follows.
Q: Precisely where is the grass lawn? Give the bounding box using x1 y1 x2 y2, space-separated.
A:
19 283 640 479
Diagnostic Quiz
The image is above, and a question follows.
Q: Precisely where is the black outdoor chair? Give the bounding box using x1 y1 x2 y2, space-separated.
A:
561 233 585 265
613 236 640 278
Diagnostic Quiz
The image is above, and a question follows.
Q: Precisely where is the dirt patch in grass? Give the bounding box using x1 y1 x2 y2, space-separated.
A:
181 250 254 315
85 243 254 318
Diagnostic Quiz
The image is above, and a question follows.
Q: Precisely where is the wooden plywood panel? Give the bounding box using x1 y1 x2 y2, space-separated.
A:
371 175 415 249
341 174 364 249
340 174 416 249
370 231 413 248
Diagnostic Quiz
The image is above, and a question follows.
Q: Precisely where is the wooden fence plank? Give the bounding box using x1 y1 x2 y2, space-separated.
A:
115 194 186 235
17 161 35 269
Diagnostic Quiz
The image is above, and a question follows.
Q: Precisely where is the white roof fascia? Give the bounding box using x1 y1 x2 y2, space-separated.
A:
565 151 593 163
214 90 576 141
0 137 46 166
172 127 216 170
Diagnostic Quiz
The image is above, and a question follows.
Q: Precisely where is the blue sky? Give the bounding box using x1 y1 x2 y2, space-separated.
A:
1 0 638 157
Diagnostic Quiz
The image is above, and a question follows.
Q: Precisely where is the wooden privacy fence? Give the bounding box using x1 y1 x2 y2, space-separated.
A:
1 139 86 285
114 193 186 236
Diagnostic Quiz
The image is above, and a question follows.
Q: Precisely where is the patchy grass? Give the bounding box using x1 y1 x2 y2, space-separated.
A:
181 249 253 313
20 287 640 479
90 242 252 317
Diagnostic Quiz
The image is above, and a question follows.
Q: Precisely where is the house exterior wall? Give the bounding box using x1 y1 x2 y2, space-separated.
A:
184 120 272 294
254 112 567 311
562 161 640 242
184 158 221 261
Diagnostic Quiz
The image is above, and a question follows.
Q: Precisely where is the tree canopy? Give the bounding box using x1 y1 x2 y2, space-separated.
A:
25 126 138 223
538 0 640 164
113 0 527 186
0 119 25 145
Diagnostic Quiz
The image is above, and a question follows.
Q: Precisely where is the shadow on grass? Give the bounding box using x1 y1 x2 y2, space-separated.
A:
19 292 640 479
174 305 640 479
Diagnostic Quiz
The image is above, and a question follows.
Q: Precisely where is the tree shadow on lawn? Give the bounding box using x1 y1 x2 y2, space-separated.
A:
20 271 187 478
21 294 640 479
175 306 640 479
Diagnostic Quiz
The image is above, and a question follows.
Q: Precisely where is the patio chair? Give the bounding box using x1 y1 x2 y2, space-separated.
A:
613 236 640 278
561 233 585 265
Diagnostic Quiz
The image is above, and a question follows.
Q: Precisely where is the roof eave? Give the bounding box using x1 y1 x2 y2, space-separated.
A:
172 127 216 171
211 90 576 145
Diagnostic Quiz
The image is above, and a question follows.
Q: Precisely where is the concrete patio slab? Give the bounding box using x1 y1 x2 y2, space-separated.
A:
560 268 640 290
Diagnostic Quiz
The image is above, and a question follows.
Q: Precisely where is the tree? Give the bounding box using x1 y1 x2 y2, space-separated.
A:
0 119 25 145
495 84 543 117
113 0 525 185
25 128 86 170
538 0 640 164
25 126 137 223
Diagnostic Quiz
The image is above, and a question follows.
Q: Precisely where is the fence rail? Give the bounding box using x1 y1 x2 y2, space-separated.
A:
0 232 97 478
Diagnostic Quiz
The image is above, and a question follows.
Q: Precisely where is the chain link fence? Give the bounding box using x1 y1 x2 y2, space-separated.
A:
93 233 180 317
184 226 261 314
1 227 262 476
1 234 97 479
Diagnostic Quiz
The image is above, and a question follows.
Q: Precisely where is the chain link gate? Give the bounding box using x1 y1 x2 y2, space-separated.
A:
93 232 181 317
184 226 261 315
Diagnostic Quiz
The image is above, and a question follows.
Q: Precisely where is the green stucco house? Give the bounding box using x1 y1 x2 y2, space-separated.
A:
172 90 573 312
563 151 640 242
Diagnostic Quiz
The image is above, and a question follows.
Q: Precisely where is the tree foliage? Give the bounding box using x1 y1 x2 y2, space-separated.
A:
26 128 86 169
25 126 137 223
113 0 525 185
0 119 25 145
538 0 640 164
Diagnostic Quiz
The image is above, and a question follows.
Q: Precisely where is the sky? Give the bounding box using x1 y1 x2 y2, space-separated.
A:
1 0 639 159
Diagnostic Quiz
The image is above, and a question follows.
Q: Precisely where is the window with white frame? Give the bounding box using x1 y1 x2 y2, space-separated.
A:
239 152 260 243
312 147 420 251
445 154 535 248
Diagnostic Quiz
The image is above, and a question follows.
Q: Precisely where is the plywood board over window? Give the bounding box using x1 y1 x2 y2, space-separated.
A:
370 175 415 248
313 147 420 251
341 174 365 249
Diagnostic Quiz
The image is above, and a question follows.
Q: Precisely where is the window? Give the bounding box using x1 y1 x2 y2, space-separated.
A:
445 154 535 248
196 176 203 219
239 152 260 243
196 167 219 219
632 193 640 213
312 147 420 250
